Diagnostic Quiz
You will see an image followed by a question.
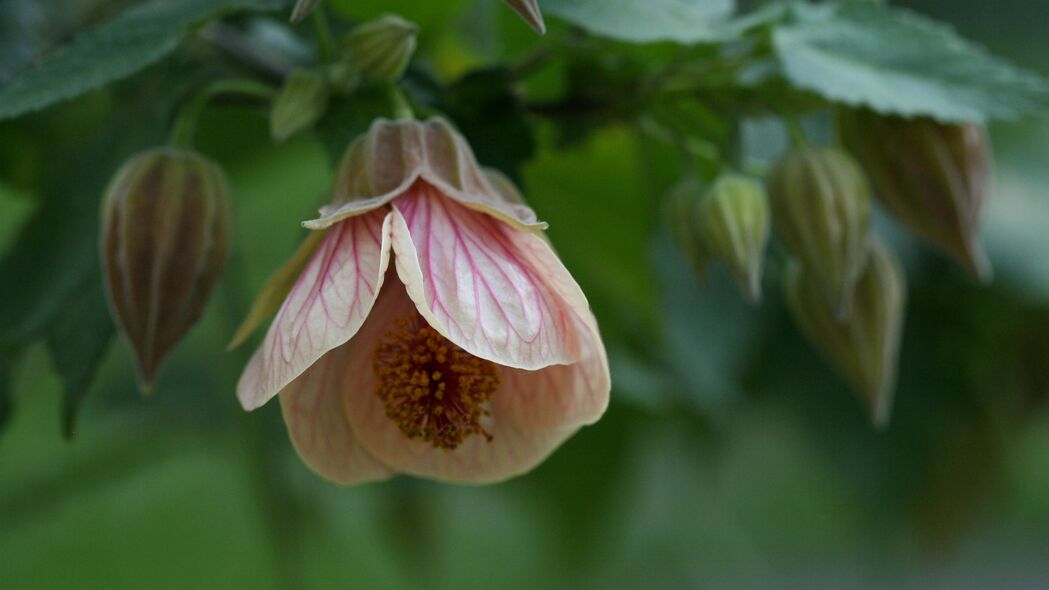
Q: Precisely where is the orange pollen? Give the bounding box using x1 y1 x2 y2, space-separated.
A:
373 314 499 450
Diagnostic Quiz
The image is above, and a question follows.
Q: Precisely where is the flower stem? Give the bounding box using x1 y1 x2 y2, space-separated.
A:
169 79 277 148
389 85 415 121
312 6 335 63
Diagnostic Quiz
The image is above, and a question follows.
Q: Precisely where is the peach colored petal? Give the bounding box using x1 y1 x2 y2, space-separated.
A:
278 345 394 486
340 281 577 483
237 209 391 410
495 311 610 431
389 183 590 371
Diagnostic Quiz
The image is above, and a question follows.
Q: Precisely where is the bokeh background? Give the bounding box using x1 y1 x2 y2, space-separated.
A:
2 1 1048 588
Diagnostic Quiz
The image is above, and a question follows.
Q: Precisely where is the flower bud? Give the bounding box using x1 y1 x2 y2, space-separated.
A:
343 14 418 84
839 109 992 280
504 0 546 34
785 240 907 427
769 146 872 316
101 148 232 390
696 174 770 302
270 68 329 142
664 178 710 280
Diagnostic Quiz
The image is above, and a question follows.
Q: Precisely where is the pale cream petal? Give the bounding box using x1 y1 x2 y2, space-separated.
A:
278 345 394 486
237 209 391 410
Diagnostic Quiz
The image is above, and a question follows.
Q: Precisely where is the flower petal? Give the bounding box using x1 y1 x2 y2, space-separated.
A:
304 118 545 231
495 311 610 431
237 209 391 410
278 345 394 486
390 184 590 370
340 281 577 483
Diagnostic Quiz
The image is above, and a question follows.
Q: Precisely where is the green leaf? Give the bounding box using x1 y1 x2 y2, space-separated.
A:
773 1 1049 123
0 0 289 121
540 0 738 44
0 353 12 434
45 275 114 438
438 68 537 182
315 87 396 165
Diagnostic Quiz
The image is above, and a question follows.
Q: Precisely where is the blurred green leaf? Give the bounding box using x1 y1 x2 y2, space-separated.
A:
439 67 537 182
541 0 738 44
44 275 114 438
315 87 393 164
0 0 290 121
0 354 12 434
773 1 1049 122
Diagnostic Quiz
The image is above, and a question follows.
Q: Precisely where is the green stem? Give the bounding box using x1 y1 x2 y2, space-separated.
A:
313 6 335 63
784 115 810 150
388 85 414 121
169 79 277 149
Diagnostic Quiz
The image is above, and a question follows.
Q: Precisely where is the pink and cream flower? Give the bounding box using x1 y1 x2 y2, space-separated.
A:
236 118 609 485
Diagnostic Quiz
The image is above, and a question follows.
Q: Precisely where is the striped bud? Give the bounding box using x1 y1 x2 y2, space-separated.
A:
101 148 232 390
696 174 770 303
785 240 907 427
665 178 711 280
343 14 418 84
770 147 872 317
839 109 992 280
504 0 546 34
271 68 329 142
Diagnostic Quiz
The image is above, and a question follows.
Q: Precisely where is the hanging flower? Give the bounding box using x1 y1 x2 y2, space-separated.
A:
236 118 609 486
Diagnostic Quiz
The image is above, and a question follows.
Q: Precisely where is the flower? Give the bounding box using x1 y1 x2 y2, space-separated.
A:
236 117 609 485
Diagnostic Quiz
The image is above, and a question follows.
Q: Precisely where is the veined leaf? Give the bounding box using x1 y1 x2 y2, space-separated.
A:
773 1 1049 123
0 0 289 121
540 0 738 44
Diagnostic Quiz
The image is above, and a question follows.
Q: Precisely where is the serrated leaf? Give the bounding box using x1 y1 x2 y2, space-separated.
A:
773 1 1049 123
0 0 289 121
540 0 738 44
45 275 114 438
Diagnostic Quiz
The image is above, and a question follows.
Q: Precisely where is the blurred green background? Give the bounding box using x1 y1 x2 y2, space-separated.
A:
2 1 1049 588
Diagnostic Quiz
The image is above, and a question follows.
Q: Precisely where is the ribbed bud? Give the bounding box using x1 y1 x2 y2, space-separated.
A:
839 109 992 280
101 148 232 390
770 147 872 316
665 179 711 280
786 240 907 428
270 68 329 142
344 14 419 84
504 0 546 34
696 174 770 302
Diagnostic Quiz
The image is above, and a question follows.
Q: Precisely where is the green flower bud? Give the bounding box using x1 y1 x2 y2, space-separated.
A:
839 109 992 280
270 68 329 142
696 174 770 303
343 14 419 84
290 0 321 24
504 0 546 34
665 178 711 280
101 148 232 390
785 240 907 428
770 146 872 317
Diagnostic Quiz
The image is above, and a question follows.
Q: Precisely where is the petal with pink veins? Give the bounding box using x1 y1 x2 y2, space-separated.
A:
279 345 394 486
390 184 590 370
341 281 578 483
237 209 391 410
